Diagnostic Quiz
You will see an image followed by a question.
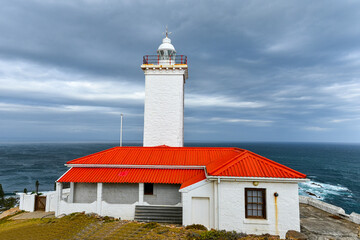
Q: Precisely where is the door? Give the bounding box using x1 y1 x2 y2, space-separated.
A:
35 195 46 211
191 197 210 228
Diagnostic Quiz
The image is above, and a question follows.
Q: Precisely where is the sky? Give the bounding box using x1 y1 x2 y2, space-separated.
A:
1 0 360 143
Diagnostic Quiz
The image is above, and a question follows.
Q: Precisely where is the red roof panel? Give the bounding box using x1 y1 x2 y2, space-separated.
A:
208 151 306 179
58 167 204 188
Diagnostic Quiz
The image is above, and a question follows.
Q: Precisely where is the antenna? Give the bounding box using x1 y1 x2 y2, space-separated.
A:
120 113 123 147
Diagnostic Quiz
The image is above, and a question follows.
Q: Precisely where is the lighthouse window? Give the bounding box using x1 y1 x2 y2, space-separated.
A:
245 188 266 219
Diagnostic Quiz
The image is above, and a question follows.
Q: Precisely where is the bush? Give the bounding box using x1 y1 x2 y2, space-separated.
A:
187 229 247 240
0 197 18 210
185 224 208 230
143 222 160 229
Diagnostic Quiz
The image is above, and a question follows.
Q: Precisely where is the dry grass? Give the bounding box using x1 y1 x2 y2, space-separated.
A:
0 213 281 240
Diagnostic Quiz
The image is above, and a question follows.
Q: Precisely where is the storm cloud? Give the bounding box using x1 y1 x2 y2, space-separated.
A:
1 0 360 143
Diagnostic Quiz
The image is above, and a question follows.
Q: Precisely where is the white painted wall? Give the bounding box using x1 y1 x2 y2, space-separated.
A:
57 200 97 216
182 180 300 239
181 180 215 228
101 201 136 220
17 193 35 212
219 181 300 239
143 68 186 147
45 191 57 212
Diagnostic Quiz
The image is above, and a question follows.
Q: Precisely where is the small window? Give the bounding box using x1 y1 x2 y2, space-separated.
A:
144 183 154 195
245 188 266 219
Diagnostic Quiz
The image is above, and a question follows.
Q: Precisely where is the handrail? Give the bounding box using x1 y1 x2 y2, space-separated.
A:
143 55 187 65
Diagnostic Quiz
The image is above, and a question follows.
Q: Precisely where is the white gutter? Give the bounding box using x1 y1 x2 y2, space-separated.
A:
207 176 309 183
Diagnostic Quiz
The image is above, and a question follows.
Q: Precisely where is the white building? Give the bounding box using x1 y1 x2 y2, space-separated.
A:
26 34 308 238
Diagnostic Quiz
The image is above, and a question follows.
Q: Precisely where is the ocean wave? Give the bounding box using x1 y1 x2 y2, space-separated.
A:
299 180 352 200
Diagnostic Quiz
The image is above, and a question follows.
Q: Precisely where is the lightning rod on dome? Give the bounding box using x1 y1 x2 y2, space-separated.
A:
163 25 172 38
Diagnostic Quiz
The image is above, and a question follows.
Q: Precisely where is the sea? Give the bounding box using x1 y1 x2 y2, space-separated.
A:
0 142 359 214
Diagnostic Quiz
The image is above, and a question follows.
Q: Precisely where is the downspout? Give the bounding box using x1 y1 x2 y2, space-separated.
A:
214 179 218 228
217 177 221 229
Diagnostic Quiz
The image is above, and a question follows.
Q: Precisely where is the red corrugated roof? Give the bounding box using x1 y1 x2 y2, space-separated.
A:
58 168 204 189
59 146 306 188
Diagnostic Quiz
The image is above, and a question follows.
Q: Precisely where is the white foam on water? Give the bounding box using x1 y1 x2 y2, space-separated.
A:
299 180 352 200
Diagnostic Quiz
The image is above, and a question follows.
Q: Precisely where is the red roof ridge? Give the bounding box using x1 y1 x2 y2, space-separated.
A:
207 150 248 175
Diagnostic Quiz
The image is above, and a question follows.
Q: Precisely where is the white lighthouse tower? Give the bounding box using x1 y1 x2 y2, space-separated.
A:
141 31 188 147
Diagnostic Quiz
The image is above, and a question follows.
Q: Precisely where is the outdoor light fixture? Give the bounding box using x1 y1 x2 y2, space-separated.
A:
253 181 259 186
274 192 279 197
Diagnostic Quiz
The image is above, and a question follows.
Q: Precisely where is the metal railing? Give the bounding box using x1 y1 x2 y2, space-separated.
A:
143 55 187 65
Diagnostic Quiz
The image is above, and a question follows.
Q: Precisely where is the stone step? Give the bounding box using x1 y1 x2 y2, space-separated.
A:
135 205 182 224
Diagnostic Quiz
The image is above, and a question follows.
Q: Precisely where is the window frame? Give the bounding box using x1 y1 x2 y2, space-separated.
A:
245 188 266 219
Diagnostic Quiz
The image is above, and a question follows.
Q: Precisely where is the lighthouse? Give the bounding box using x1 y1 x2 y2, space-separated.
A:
141 32 188 147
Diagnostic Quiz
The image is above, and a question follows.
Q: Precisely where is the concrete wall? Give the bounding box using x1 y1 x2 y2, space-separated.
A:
102 183 138 204
73 183 97 203
143 69 186 147
300 195 360 224
182 180 300 239
144 184 181 205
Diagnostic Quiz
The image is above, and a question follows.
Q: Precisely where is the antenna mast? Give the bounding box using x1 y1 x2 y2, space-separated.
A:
120 113 123 147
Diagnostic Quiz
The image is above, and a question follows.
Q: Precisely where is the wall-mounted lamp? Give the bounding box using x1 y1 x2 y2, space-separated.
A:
253 181 259 186
274 192 279 197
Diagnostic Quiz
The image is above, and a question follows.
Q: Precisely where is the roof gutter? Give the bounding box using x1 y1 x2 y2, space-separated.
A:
207 175 309 183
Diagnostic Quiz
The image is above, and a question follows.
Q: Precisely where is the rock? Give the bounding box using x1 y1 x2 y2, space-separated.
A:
286 230 308 240
0 206 21 219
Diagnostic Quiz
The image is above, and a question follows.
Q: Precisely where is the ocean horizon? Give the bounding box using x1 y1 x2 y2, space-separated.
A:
0 142 359 214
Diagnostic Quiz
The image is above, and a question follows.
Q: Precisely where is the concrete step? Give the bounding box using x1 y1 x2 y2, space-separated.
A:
135 205 182 224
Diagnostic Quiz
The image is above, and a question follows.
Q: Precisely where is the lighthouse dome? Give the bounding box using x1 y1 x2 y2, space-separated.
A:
157 36 176 53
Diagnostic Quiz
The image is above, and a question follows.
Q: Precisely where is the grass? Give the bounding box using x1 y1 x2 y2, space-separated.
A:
0 212 282 240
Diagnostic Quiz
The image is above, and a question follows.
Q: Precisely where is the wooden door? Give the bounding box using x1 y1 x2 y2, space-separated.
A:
35 195 46 211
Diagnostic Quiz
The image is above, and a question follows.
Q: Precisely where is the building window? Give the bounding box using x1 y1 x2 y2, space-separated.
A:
245 188 266 219
144 183 154 195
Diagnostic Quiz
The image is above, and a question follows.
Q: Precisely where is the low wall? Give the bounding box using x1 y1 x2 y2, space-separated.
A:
299 196 360 224
17 193 35 212
45 191 57 212
101 201 136 220
57 200 97 216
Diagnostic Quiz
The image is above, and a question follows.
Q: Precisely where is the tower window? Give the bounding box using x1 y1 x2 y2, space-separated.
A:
245 188 266 219
144 183 154 195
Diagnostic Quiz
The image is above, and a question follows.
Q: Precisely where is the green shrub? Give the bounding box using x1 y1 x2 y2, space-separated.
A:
1 197 18 210
143 222 160 229
187 229 247 240
185 224 208 230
